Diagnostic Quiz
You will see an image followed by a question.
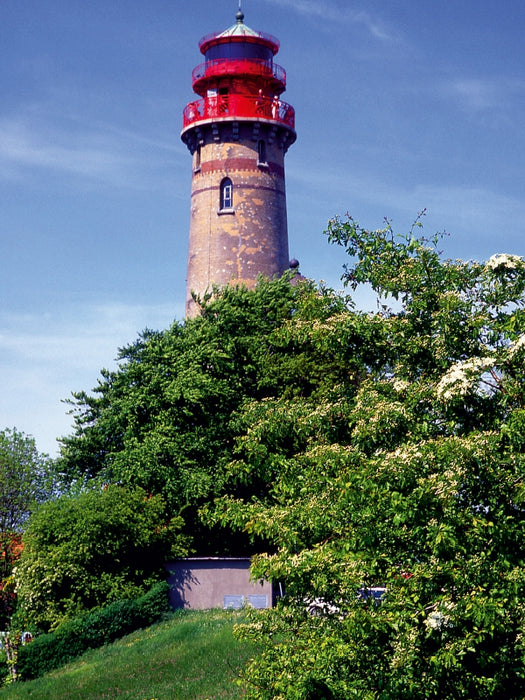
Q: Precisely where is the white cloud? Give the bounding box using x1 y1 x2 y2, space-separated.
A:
449 79 499 110
0 117 133 180
288 160 525 257
0 301 182 456
0 109 186 189
441 76 525 113
0 302 181 370
262 0 395 41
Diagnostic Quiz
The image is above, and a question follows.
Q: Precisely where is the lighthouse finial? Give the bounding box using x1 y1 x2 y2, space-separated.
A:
236 1 244 23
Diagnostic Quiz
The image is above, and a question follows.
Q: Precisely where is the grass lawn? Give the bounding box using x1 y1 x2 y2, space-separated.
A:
0 609 260 699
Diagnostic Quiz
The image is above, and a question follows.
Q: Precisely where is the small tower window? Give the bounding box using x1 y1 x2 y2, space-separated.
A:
220 177 233 210
257 139 267 166
194 145 201 172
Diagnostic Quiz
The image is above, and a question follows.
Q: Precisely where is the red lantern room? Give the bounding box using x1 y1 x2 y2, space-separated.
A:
182 6 297 317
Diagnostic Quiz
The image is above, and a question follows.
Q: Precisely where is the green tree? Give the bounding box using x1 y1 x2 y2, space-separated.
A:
208 217 525 699
0 428 52 629
15 484 185 632
57 275 324 554
50 219 525 696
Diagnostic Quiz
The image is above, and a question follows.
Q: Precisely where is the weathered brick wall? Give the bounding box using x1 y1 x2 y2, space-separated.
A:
185 121 292 317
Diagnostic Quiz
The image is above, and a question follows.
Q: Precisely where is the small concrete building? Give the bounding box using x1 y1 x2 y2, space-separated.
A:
166 558 273 610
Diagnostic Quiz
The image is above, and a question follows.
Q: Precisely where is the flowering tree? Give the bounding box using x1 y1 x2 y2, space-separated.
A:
210 217 525 699
0 429 52 630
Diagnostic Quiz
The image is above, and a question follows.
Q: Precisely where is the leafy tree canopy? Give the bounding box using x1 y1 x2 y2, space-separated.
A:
15 484 184 632
206 216 525 699
50 214 525 697
57 274 348 554
0 428 53 629
0 428 53 543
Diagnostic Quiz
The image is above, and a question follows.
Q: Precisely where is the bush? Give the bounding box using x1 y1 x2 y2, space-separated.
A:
0 650 7 685
16 580 170 681
16 485 183 632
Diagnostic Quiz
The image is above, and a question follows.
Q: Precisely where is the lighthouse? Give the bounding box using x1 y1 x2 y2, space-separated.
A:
181 6 297 317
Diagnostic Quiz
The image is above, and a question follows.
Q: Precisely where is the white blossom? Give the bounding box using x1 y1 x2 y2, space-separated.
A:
436 357 495 401
425 610 453 631
508 334 525 358
392 379 410 393
486 253 524 271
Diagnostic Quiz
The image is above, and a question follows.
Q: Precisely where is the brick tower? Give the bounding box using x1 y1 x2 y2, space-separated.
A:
181 6 296 317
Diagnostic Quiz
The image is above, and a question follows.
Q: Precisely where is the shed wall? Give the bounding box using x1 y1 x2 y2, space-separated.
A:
166 558 273 610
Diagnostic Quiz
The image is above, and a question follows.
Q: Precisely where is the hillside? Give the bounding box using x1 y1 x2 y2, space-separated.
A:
0 610 259 699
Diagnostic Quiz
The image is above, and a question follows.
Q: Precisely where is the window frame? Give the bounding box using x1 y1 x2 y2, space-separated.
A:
257 139 267 167
219 177 234 212
194 145 201 173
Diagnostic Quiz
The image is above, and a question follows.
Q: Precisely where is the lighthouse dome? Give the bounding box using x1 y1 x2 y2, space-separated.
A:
217 13 260 39
199 11 279 59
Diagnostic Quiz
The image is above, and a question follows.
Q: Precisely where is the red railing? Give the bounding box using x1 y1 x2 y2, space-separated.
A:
182 94 295 130
192 58 286 89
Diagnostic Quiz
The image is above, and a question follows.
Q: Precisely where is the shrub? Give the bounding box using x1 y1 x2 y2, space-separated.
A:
16 580 170 681
16 485 184 632
0 649 7 685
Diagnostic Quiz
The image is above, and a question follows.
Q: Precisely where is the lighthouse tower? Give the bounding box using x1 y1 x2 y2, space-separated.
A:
181 7 296 317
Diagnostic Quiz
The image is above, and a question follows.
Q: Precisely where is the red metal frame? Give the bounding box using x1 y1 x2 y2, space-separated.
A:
182 94 295 130
192 58 286 91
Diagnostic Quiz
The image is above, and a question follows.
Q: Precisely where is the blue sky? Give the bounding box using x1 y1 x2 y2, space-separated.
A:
2 0 524 456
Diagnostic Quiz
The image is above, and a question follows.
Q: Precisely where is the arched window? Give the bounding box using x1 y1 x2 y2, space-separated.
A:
194 145 201 172
257 139 267 165
220 177 233 210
